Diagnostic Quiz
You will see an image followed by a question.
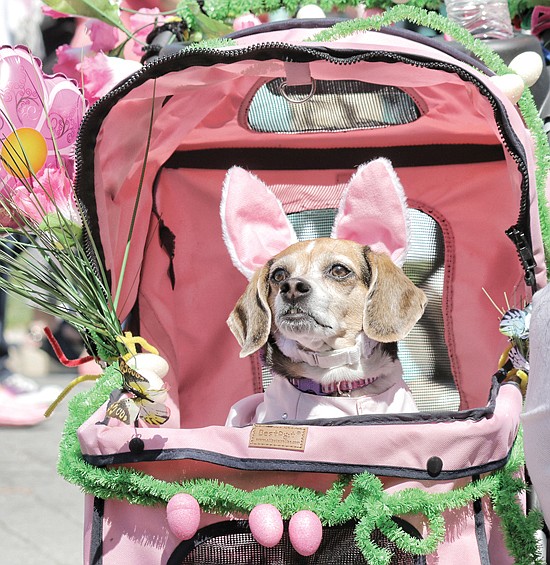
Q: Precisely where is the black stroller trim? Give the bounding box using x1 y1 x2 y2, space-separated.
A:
90 497 104 565
83 446 511 481
472 483 491 565
164 144 506 171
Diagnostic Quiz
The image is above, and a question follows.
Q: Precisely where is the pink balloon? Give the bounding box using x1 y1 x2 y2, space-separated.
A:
289 510 323 556
249 504 284 548
166 493 201 540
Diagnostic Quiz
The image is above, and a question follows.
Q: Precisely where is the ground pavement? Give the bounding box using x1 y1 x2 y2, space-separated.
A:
0 340 87 565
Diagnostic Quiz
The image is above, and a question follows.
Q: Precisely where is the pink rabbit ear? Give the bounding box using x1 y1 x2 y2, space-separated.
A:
221 167 298 279
331 158 409 266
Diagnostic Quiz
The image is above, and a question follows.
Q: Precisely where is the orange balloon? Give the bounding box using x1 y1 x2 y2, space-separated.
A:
1 127 48 179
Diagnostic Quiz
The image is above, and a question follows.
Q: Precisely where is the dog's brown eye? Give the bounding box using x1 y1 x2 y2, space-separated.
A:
271 268 289 283
329 264 352 279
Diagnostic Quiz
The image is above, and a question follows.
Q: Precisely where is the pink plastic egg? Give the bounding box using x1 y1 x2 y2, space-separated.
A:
166 493 201 540
249 504 284 548
288 510 323 556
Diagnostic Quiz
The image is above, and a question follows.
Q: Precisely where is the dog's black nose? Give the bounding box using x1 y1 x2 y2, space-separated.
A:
280 277 311 301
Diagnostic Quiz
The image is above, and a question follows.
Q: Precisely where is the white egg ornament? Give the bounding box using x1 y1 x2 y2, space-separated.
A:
132 367 168 402
288 510 323 556
126 353 169 379
508 51 543 88
167 493 201 540
489 74 525 105
296 4 326 18
249 504 284 547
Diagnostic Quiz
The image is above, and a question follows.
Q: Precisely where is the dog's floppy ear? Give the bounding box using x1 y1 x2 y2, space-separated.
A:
227 263 272 357
363 250 427 342
221 166 298 280
332 158 409 267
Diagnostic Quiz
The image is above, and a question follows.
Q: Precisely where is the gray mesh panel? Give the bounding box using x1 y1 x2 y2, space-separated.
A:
400 210 459 411
248 79 421 134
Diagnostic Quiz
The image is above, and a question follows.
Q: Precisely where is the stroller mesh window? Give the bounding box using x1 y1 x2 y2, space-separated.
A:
288 208 337 240
171 520 425 564
400 210 459 411
262 208 459 412
247 79 421 134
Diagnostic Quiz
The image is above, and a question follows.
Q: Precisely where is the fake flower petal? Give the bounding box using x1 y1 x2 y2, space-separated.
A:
11 167 81 225
53 44 93 82
78 52 142 103
0 45 84 174
233 14 262 31
41 6 71 19
86 19 121 53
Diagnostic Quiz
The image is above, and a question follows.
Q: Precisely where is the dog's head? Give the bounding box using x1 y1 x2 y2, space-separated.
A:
221 158 426 358
228 238 426 357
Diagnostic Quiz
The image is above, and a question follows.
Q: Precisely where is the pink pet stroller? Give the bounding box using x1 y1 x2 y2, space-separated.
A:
59 9 550 565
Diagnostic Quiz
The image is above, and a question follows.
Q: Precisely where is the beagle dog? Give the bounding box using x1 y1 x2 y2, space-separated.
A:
225 237 426 424
220 159 425 424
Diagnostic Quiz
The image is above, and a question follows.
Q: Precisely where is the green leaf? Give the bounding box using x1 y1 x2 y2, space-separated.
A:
194 12 232 38
39 213 83 250
184 1 232 38
42 0 126 32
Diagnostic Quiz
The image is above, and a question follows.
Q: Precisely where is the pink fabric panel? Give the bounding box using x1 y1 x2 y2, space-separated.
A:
89 487 511 564
78 384 521 472
139 168 261 427
83 495 93 565
521 129 548 289
101 499 176 565
100 157 526 418
94 81 238 321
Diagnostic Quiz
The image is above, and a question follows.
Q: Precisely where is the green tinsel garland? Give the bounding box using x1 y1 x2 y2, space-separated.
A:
58 364 542 564
199 0 441 20
196 0 533 19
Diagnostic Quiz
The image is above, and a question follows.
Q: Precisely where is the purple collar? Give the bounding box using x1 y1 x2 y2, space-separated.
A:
288 376 379 396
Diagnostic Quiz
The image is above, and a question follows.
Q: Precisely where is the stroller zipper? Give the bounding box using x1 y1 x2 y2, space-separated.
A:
74 40 534 287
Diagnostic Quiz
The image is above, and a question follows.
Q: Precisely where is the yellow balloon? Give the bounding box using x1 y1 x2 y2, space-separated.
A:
1 127 48 179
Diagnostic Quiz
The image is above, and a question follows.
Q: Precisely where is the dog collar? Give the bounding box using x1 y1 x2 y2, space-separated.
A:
294 338 377 369
288 376 379 396
294 345 360 369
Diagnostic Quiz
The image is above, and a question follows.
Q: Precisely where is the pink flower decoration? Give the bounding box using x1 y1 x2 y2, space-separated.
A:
233 14 262 31
0 45 85 175
41 6 70 19
86 19 121 53
129 8 168 58
54 44 93 83
0 206 19 230
78 52 142 104
11 167 80 226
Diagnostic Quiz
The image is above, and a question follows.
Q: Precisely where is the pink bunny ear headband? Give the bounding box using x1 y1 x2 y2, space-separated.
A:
220 158 410 279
